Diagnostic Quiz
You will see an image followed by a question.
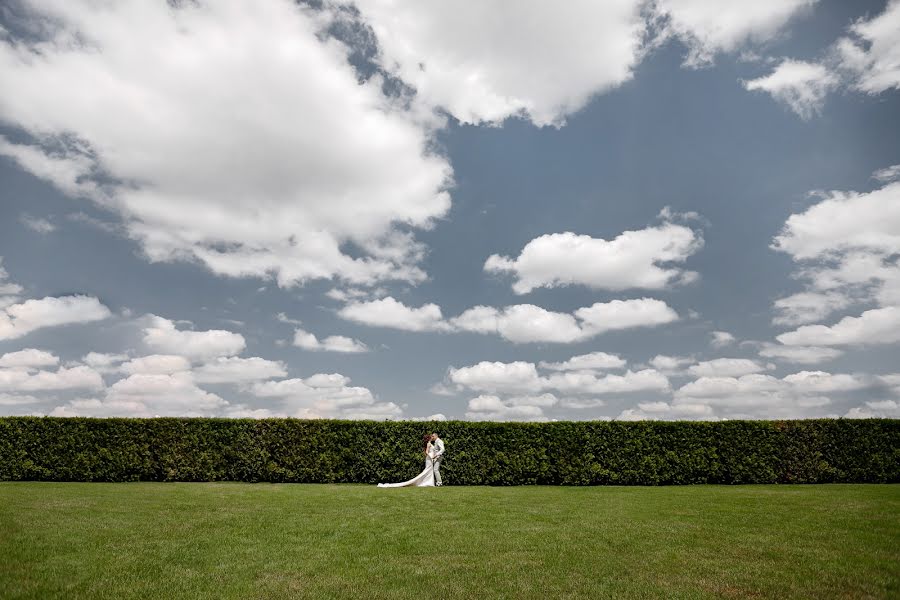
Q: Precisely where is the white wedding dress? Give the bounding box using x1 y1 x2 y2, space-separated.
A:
377 442 436 487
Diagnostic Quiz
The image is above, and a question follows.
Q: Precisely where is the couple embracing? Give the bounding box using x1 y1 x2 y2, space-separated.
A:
377 433 445 488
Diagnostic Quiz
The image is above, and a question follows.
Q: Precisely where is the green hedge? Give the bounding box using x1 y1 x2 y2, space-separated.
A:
0 417 897 485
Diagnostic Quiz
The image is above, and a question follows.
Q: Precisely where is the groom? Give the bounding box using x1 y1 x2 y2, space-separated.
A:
430 433 445 486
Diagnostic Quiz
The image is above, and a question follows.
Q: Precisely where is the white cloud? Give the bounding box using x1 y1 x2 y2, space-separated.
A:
454 304 585 344
465 394 550 422
292 328 368 353
688 358 768 378
545 369 670 395
275 313 304 326
648 354 694 374
350 0 816 124
193 356 288 384
539 352 626 372
120 354 191 376
20 214 56 234
446 359 669 397
52 373 225 418
0 365 104 393
251 373 400 419
0 0 451 288
0 393 42 406
835 0 900 94
345 296 679 343
757 343 843 364
743 59 838 119
617 401 715 421
654 0 817 67
772 290 856 326
0 259 24 301
408 413 448 422
81 352 130 373
777 306 900 346
574 298 680 336
673 370 878 418
873 164 900 183
484 221 702 294
448 361 544 395
845 399 900 419
338 297 449 332
710 331 736 348
0 349 59 369
773 182 900 260
142 315 246 360
0 295 111 341
349 0 647 126
782 370 870 393
772 178 900 340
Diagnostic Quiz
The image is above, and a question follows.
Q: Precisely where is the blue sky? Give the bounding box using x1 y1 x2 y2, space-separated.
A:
1 0 899 421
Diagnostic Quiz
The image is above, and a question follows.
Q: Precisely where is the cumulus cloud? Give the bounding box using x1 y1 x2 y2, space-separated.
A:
251 373 400 419
538 352 626 372
338 297 449 332
835 0 900 94
453 299 678 343
349 0 647 126
293 328 369 353
446 359 669 400
616 402 714 421
772 291 856 327
574 298 680 336
81 352 130 373
0 259 24 302
845 399 900 419
484 220 702 294
731 2 900 119
193 356 288 384
546 369 670 395
142 315 246 360
771 177 900 340
671 370 878 418
120 355 191 376
0 365 104 393
342 296 679 344
653 0 817 67
709 331 736 348
0 0 451 288
773 182 900 261
465 394 552 421
873 164 900 183
0 349 59 369
687 358 768 378
647 354 694 374
452 304 586 344
348 0 816 125
0 295 112 341
743 59 838 119
448 361 544 395
52 373 225 418
777 306 900 346
757 343 843 364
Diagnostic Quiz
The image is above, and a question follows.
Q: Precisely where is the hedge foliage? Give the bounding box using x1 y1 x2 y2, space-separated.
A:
0 417 897 485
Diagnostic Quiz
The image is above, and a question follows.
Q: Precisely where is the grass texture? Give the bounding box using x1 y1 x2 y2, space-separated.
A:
1 483 897 599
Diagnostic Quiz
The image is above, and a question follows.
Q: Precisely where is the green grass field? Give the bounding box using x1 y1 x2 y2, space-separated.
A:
1 483 897 599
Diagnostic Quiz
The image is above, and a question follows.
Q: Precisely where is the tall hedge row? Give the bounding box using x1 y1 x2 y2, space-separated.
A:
0 417 897 485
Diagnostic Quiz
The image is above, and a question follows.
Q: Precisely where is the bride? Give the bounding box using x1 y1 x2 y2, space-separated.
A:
377 434 436 488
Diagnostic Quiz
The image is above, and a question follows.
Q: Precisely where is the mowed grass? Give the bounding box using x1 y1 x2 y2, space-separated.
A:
0 483 897 599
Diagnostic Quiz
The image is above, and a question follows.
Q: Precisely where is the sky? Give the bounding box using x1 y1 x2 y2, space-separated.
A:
1 0 899 422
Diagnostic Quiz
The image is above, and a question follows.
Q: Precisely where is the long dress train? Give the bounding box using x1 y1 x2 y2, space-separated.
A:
377 443 436 487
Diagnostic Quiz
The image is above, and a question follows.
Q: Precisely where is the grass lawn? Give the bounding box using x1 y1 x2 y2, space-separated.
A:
0 483 897 599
